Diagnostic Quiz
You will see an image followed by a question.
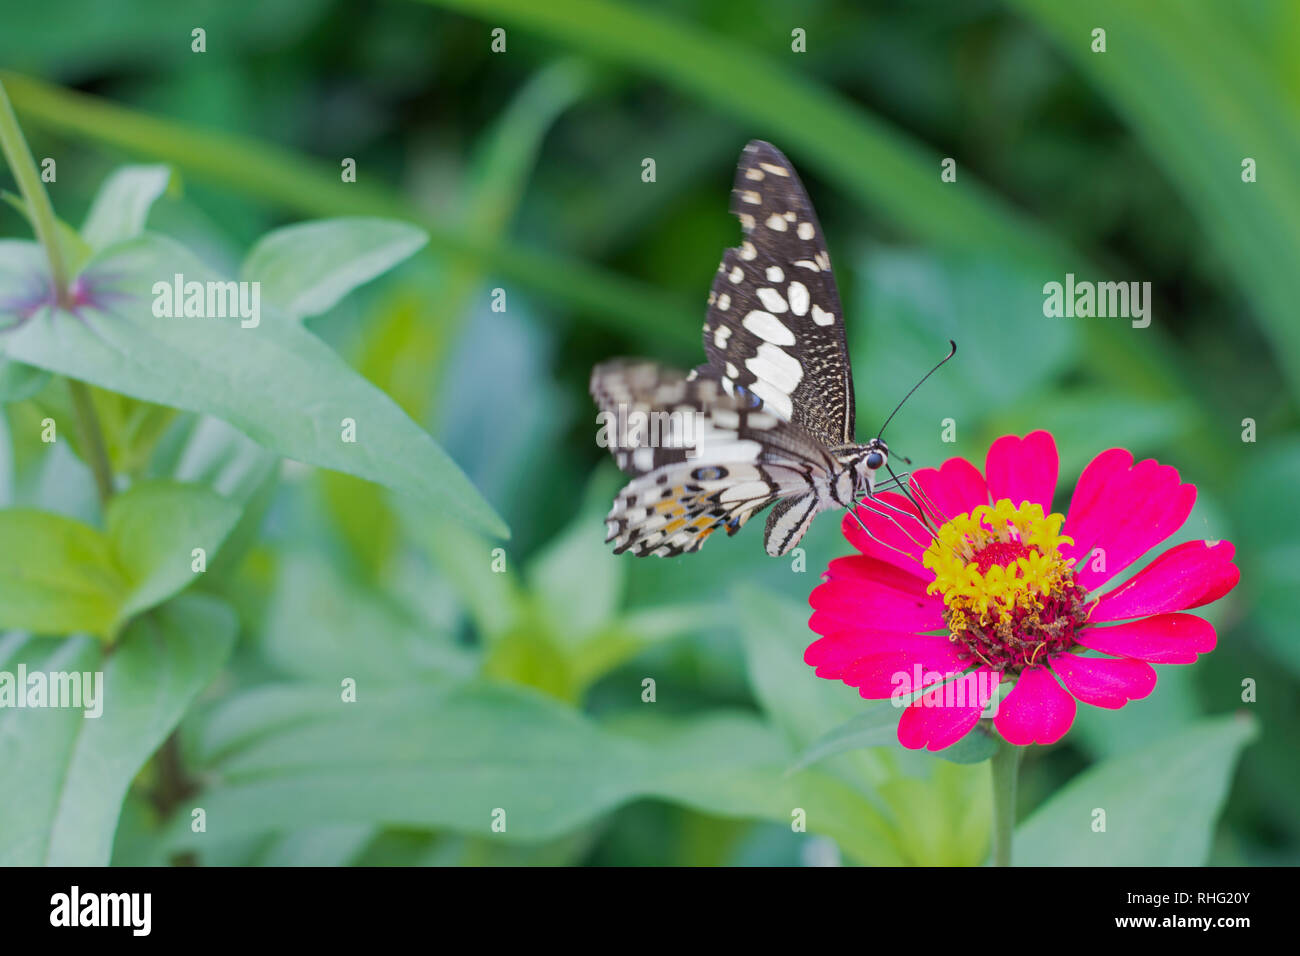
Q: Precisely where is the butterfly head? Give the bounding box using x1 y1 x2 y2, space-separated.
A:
831 438 889 504
857 437 890 491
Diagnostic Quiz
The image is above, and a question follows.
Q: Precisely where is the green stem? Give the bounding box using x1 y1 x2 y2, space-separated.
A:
990 739 1023 866
0 78 69 306
68 379 114 505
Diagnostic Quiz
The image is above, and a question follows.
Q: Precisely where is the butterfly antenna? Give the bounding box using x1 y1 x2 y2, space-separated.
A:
876 340 958 440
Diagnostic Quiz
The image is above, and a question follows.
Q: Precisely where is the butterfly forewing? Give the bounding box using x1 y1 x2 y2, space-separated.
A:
700 140 855 447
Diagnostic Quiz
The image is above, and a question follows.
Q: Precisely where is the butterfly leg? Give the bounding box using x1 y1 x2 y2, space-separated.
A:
841 502 921 564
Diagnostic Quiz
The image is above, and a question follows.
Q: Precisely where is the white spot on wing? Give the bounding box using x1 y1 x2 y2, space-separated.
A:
797 222 815 240
756 287 788 313
729 266 744 283
717 293 731 311
720 480 772 503
794 259 820 272
788 281 810 315
741 189 761 204
713 325 732 349
811 304 834 326
748 379 793 419
765 266 784 282
746 342 803 393
742 309 795 346
765 214 787 231
759 162 789 177
740 241 757 260
711 409 739 429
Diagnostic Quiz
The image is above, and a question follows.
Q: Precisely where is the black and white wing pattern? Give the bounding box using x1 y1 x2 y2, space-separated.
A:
591 360 834 557
700 140 854 447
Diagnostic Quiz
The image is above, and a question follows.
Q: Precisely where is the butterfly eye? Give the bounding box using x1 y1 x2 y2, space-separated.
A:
865 451 885 470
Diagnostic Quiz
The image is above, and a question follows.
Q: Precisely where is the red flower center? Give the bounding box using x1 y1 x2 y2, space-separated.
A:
922 501 1090 674
971 540 1030 574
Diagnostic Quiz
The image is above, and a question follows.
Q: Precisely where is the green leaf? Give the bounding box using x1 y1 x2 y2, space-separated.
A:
1227 439 1300 678
1 189 94 276
0 479 240 639
0 233 507 538
3 72 694 350
0 594 237 865
526 472 625 646
1009 0 1300 400
1014 714 1257 865
852 248 1075 431
106 479 242 622
167 681 904 864
931 725 999 764
0 358 48 402
0 509 124 636
240 217 427 320
80 164 172 251
788 703 907 774
735 586 893 793
261 552 477 683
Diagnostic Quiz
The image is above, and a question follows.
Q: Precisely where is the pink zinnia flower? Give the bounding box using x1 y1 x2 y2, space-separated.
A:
804 430 1239 750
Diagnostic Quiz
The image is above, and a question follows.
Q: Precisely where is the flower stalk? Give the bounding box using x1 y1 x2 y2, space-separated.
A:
0 78 70 307
68 380 114 505
990 738 1023 866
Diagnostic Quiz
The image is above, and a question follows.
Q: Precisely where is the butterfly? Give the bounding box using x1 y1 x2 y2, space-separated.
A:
591 140 952 558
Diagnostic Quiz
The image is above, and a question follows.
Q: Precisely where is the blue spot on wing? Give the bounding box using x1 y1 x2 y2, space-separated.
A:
733 383 762 409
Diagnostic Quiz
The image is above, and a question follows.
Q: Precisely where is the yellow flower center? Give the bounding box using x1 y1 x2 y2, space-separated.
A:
921 500 1088 672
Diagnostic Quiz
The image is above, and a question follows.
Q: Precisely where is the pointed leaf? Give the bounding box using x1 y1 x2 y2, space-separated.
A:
240 217 427 320
0 234 506 538
1014 714 1257 865
80 164 172 251
0 595 236 865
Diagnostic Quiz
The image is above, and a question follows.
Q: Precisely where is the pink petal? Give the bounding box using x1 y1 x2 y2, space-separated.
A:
841 492 933 577
897 667 1000 751
1049 652 1156 709
809 561 946 634
993 666 1076 745
1089 540 1239 622
984 431 1059 512
909 457 988 526
1075 613 1217 663
1060 449 1197 592
804 630 972 698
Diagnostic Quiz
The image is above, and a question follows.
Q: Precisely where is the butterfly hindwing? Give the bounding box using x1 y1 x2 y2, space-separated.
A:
591 359 832 476
606 461 785 557
700 140 855 447
591 360 836 556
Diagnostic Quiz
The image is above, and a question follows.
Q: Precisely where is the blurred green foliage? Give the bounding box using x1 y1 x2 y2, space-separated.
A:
0 0 1295 865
